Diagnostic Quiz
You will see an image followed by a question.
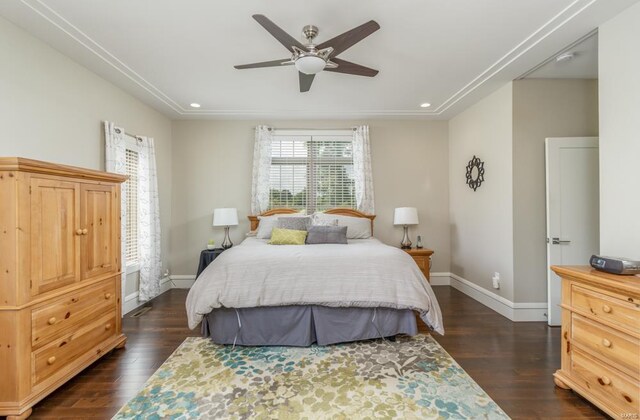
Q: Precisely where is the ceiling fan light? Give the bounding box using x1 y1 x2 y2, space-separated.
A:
295 55 326 75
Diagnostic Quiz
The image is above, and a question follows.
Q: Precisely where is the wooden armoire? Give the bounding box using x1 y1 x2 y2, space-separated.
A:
0 158 127 419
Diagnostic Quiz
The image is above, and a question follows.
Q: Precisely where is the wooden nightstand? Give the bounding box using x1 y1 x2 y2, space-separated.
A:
404 248 434 282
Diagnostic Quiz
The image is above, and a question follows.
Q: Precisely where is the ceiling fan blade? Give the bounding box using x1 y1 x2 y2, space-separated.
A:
234 59 293 69
252 14 306 53
316 20 380 57
299 72 315 92
325 58 378 77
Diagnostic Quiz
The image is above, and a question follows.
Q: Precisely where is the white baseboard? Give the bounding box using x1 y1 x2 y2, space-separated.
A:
122 276 171 315
429 272 451 286
147 271 546 323
448 273 547 322
169 274 196 289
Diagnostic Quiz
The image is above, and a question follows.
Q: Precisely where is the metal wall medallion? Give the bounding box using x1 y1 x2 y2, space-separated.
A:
465 155 485 191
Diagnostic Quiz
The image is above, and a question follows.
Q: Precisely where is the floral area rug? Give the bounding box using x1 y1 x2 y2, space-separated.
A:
113 335 509 419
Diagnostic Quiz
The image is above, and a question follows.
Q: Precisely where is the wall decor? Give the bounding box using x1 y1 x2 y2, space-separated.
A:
465 155 485 191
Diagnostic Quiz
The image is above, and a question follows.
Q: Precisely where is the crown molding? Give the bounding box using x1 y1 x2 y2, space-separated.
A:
21 0 597 119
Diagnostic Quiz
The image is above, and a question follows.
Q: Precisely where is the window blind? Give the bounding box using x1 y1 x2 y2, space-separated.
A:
269 134 355 213
125 148 139 265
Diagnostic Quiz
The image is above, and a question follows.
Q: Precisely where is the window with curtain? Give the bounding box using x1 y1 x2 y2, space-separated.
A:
269 132 355 213
124 136 139 270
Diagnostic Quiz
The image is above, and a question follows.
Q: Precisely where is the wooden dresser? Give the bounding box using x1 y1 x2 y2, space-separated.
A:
0 158 127 419
552 266 640 419
404 248 433 282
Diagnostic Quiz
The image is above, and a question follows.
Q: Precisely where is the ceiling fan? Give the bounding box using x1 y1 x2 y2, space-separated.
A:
234 15 380 92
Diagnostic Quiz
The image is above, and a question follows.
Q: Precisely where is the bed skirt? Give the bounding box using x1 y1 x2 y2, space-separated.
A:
201 305 418 346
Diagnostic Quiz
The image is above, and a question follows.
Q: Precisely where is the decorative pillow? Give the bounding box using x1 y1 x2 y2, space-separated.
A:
256 216 277 239
306 226 348 245
269 228 308 245
276 216 311 231
313 213 372 239
311 215 339 227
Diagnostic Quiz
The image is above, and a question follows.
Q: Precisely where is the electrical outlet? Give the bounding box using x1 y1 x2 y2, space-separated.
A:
492 272 500 289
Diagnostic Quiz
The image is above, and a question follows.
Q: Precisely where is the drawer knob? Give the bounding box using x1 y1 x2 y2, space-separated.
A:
47 317 56 325
105 324 111 331
105 293 112 299
599 376 611 386
602 304 612 313
602 338 612 348
47 356 56 365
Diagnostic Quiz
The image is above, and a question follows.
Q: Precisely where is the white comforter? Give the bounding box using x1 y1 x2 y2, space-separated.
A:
186 237 444 334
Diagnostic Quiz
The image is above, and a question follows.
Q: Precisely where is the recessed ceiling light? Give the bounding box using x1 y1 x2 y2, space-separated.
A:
420 103 431 108
190 103 201 108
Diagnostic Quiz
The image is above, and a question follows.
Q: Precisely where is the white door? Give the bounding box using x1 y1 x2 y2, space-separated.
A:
545 137 599 326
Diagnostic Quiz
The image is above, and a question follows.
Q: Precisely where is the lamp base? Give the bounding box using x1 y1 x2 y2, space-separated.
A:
400 225 412 249
221 226 233 249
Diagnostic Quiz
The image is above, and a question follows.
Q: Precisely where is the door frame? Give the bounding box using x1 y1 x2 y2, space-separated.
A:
545 136 599 326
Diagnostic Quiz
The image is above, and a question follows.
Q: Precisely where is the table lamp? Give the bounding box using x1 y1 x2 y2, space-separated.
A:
394 207 419 249
213 208 238 249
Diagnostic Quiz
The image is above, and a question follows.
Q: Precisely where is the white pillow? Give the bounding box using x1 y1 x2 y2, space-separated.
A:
256 216 278 239
256 213 305 239
313 213 372 239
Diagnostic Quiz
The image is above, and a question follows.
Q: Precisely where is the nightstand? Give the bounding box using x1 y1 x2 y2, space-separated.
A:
403 248 434 282
196 248 225 278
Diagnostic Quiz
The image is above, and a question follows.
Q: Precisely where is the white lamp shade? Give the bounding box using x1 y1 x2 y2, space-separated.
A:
394 207 419 225
213 208 238 227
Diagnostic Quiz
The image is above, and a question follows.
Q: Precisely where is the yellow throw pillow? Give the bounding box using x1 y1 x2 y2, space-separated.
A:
269 228 308 245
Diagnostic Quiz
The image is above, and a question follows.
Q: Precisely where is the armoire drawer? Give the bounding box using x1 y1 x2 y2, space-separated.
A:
571 285 640 332
572 313 640 375
32 312 116 385
32 279 116 348
570 348 639 415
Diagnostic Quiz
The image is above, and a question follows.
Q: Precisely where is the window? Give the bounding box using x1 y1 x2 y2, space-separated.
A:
269 131 355 213
124 136 139 270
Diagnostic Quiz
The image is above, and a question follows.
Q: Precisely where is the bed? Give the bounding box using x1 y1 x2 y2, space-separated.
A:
186 208 444 346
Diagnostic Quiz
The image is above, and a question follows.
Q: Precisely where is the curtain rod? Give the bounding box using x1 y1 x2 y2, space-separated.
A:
267 127 357 131
125 131 143 140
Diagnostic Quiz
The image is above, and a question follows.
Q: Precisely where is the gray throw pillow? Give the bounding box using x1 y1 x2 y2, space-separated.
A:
306 226 348 244
276 216 311 231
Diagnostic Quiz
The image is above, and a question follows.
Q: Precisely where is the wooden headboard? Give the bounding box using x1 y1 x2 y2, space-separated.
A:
248 208 376 233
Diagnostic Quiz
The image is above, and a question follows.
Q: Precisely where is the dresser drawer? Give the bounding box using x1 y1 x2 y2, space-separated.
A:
32 279 116 348
572 314 640 376
32 312 116 385
571 285 640 333
570 348 639 416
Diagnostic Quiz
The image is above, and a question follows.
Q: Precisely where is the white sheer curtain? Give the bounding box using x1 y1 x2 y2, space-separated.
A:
104 122 162 302
251 125 273 214
104 122 127 282
136 136 162 301
353 125 375 214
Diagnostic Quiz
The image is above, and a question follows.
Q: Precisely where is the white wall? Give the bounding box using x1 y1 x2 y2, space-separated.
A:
512 79 599 303
170 120 450 276
0 16 173 295
599 2 640 260
449 83 515 301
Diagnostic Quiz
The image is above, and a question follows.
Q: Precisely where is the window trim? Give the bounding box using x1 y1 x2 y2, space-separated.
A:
124 135 140 274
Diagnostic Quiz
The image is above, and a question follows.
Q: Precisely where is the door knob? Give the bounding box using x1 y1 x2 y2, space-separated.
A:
76 229 83 236
552 237 571 245
82 228 88 235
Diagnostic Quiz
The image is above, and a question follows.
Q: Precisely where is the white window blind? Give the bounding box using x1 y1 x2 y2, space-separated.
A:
269 133 355 213
125 148 139 266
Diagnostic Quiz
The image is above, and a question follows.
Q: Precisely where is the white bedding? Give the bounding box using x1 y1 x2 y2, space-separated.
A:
185 237 444 334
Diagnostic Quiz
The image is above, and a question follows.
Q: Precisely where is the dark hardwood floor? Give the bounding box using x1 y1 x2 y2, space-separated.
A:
25 287 607 419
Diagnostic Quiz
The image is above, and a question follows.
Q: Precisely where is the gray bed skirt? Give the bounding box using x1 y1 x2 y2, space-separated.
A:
201 305 418 346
